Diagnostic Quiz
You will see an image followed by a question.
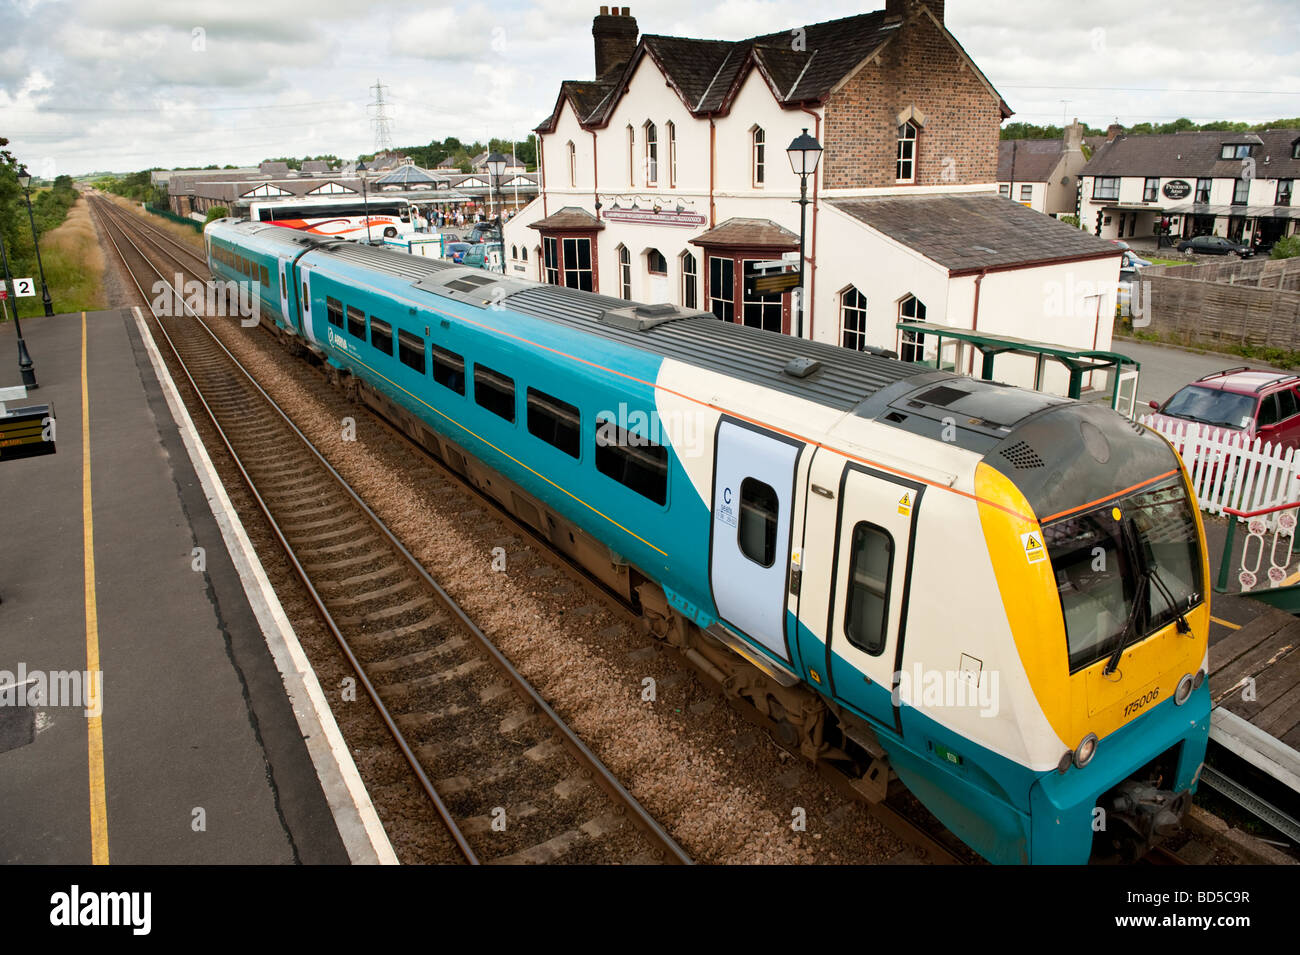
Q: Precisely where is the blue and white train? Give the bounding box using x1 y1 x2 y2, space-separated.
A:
204 218 1212 864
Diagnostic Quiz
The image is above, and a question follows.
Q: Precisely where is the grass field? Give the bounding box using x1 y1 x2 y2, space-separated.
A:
3 197 105 320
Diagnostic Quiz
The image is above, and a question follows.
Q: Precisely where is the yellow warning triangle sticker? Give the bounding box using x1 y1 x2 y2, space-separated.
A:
897 491 912 515
1021 530 1046 564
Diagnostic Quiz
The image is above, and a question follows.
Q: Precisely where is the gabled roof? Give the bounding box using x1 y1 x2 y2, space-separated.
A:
537 7 1008 131
830 194 1120 274
374 164 439 185
1082 129 1300 179
998 139 1067 183
689 217 798 249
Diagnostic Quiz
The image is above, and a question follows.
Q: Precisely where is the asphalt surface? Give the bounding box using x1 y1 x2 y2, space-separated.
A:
1111 337 1292 410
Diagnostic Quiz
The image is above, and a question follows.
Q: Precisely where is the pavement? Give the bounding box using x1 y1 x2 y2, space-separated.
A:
0 308 379 864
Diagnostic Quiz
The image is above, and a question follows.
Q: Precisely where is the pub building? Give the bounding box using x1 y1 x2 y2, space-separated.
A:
1078 127 1300 248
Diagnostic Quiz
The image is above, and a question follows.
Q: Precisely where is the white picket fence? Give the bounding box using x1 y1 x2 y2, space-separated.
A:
1137 416 1300 520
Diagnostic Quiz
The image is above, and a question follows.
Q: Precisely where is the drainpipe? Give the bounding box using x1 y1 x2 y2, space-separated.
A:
591 130 600 212
968 269 986 376
709 118 717 227
800 106 821 340
539 134 547 217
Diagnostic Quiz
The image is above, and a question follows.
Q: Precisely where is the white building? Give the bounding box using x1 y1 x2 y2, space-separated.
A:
503 4 1124 392
1079 128 1300 248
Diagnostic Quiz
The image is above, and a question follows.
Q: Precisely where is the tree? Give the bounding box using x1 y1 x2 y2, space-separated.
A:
1271 236 1300 260
204 206 229 224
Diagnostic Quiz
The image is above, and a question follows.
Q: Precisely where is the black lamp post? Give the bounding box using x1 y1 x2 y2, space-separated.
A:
356 160 371 244
486 152 508 274
17 167 54 316
0 226 37 388
785 129 823 340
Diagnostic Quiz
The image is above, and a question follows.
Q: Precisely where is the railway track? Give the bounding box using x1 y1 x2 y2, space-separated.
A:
89 196 691 865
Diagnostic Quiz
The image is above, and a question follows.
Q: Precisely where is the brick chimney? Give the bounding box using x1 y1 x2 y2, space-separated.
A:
885 0 944 24
593 7 638 81
1106 123 1124 142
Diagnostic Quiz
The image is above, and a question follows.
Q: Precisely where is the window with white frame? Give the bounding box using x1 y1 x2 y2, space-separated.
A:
1092 177 1120 200
998 184 1010 197
896 122 917 182
1220 143 1252 159
543 236 560 285
898 295 927 363
645 121 658 185
709 256 734 322
667 121 677 188
618 245 631 299
1279 179 1294 206
1019 184 1032 201
681 251 697 309
1233 178 1249 205
841 287 868 351
752 127 765 186
1143 177 1159 202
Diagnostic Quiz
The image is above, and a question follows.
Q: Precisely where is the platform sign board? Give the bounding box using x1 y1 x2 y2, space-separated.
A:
13 278 36 297
744 269 801 297
0 403 56 461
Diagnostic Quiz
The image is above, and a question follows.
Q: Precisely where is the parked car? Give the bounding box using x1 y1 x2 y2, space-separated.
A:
444 241 471 264
467 222 501 244
1121 249 1152 269
1175 235 1253 257
1147 368 1300 450
460 243 503 271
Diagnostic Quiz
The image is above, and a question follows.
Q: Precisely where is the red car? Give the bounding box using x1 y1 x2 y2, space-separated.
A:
1147 368 1300 449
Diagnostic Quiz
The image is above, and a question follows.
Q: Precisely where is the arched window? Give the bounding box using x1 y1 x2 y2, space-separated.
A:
617 245 632 299
646 248 667 275
680 252 697 309
899 294 927 362
841 288 868 351
752 126 766 186
521 246 528 262
567 141 576 188
511 245 518 259
645 121 658 186
896 122 918 183
666 121 677 188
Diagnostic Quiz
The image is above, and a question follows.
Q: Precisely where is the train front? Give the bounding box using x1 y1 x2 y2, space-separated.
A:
975 400 1211 864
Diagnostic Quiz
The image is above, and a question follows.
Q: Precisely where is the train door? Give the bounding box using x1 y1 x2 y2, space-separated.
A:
708 418 803 663
278 258 295 332
822 461 924 732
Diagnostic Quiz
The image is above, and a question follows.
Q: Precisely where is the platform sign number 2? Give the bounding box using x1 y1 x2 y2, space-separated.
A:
13 278 36 297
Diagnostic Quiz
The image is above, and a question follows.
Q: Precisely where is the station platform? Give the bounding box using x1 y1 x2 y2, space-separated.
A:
0 309 392 864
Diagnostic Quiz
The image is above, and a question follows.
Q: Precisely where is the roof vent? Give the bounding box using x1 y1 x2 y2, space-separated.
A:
999 440 1045 470
599 302 690 331
915 385 970 406
783 357 822 379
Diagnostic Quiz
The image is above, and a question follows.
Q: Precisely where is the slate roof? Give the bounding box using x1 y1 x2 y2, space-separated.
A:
689 217 798 249
1082 129 1300 180
538 8 1008 131
997 139 1067 183
301 160 331 174
528 206 605 231
830 194 1121 274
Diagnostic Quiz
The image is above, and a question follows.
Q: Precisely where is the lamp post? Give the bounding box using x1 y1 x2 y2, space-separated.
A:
17 167 55 316
0 226 37 388
486 152 508 274
785 129 822 341
356 160 371 244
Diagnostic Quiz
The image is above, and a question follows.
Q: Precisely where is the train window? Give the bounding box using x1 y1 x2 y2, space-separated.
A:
594 417 668 505
474 364 516 423
844 522 893 656
346 305 366 339
432 346 465 395
302 283 309 311
370 317 393 355
398 330 426 373
326 296 344 328
738 478 779 567
527 387 580 458
280 272 287 299
261 265 270 287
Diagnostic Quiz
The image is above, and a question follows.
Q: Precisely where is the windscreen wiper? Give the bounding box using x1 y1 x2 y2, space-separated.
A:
1104 520 1150 676
1148 566 1193 635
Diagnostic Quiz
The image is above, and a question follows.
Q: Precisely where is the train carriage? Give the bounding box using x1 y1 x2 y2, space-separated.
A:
204 217 1211 864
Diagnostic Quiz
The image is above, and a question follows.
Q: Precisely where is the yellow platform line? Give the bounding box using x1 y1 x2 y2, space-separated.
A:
82 311 109 865
1210 615 1242 631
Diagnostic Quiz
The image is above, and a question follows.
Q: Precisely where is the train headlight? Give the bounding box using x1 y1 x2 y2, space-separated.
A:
1175 672 1195 705
1193 668 1206 690
1073 733 1099 769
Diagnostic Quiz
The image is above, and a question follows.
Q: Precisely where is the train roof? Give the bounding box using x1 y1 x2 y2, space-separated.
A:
215 219 1066 448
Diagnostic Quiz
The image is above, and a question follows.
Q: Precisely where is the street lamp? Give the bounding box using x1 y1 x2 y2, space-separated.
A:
0 225 37 388
486 152 508 274
786 129 822 340
356 160 371 244
17 167 54 316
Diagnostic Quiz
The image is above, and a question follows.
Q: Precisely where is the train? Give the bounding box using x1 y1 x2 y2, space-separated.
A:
203 217 1212 864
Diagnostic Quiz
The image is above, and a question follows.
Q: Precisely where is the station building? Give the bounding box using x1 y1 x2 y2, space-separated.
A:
502 1 1123 387
1079 128 1300 247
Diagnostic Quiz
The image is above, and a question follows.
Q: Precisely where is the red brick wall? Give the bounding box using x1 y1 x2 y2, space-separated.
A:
822 11 1000 189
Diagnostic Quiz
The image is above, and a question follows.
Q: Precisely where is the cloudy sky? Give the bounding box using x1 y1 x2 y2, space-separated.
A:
1 0 1297 176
